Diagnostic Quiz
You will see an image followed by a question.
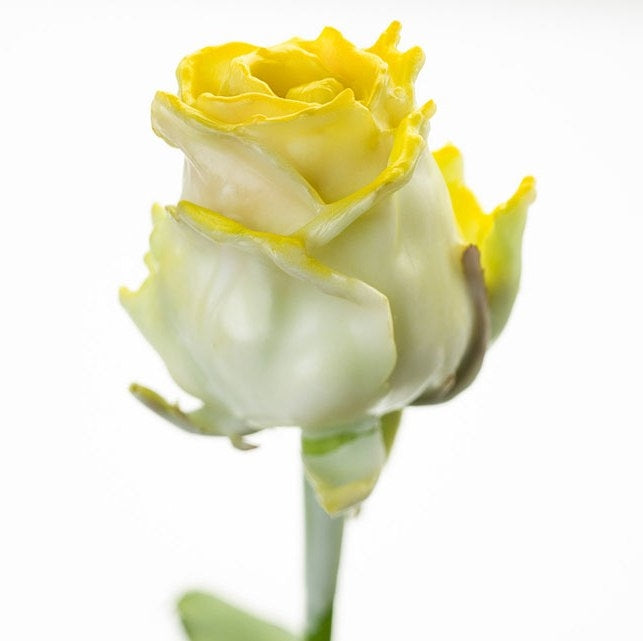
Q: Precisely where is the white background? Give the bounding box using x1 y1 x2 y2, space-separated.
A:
1 1 642 639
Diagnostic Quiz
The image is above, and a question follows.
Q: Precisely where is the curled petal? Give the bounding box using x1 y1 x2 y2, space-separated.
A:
244 43 331 98
297 100 436 248
152 92 324 234
300 26 385 105
193 92 314 123
178 42 268 102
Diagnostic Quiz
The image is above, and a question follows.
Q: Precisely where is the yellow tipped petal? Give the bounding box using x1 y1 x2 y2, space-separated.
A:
175 200 390 308
298 100 435 248
367 22 426 128
433 144 490 244
481 176 536 338
432 143 464 183
434 144 536 339
373 21 403 49
151 92 324 234
368 21 425 88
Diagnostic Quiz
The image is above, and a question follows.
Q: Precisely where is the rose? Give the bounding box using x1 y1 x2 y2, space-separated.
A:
121 23 535 513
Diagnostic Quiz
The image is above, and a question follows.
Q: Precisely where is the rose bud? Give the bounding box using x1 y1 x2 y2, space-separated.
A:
121 23 535 513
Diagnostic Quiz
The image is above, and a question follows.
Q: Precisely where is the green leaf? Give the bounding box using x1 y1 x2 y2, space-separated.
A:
178 591 299 641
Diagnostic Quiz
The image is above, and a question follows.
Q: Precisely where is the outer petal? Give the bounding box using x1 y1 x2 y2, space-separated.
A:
120 203 397 432
152 92 324 234
434 145 536 339
312 147 475 411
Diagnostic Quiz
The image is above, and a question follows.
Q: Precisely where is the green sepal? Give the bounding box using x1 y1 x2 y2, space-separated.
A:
129 383 257 449
380 410 402 459
129 383 208 434
302 412 403 516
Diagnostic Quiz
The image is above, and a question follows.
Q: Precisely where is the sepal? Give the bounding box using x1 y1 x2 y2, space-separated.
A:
302 415 399 515
128 383 257 450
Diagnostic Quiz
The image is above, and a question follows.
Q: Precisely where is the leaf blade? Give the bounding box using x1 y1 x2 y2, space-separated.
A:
178 591 299 641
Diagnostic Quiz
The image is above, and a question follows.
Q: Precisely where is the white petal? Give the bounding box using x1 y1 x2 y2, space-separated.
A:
121 204 397 431
312 150 474 410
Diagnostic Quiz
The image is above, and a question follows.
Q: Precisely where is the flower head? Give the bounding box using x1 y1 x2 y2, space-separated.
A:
121 23 535 513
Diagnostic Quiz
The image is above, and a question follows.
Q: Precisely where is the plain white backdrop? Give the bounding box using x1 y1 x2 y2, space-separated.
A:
1 1 642 639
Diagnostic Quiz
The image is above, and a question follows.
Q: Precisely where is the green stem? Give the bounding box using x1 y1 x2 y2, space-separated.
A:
304 473 345 641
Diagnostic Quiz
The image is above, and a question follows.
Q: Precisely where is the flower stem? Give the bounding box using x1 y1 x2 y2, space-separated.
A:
304 473 345 641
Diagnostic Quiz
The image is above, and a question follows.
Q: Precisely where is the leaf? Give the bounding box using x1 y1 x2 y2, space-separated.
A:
178 591 299 641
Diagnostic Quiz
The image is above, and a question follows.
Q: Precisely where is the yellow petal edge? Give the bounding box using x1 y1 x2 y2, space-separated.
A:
433 144 536 339
152 90 435 246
